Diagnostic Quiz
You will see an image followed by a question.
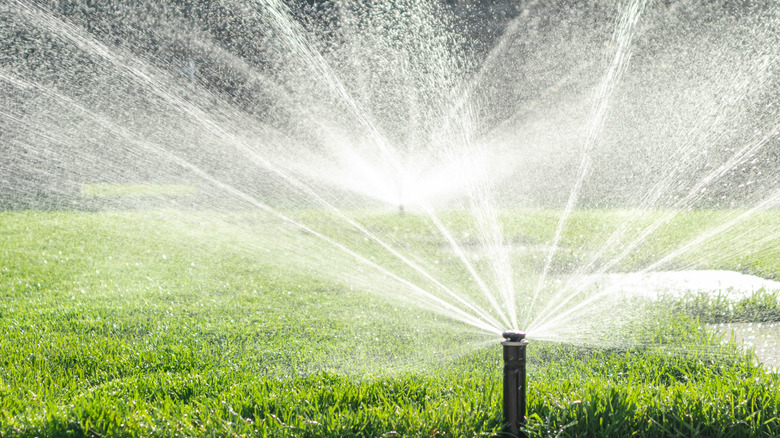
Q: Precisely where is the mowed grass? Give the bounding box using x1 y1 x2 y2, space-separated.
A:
1 208 779 437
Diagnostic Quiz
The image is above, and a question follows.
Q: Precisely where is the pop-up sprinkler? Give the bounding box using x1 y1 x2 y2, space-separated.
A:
502 330 528 436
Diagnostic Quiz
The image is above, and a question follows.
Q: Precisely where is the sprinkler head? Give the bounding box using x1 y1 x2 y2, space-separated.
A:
502 330 529 437
502 330 526 342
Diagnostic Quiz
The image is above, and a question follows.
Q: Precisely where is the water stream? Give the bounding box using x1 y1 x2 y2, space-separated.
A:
1 0 778 348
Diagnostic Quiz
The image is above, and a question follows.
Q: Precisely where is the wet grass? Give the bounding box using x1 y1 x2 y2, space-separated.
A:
671 289 780 324
1 209 779 437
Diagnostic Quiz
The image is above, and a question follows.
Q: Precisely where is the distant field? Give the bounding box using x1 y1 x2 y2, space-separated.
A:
1 209 779 437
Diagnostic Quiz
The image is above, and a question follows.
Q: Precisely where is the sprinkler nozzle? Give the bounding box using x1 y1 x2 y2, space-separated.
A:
502 330 526 342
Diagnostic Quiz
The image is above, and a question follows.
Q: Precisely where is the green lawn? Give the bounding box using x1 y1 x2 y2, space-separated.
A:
1 209 779 437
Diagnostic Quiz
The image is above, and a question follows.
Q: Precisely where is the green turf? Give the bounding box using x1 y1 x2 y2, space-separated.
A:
1 209 779 437
669 288 780 324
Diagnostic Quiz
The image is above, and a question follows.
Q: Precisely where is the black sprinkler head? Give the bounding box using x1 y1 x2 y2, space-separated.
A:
502 330 529 437
502 330 526 342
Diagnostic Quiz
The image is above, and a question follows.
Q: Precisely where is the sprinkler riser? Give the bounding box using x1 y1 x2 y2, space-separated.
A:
502 333 528 437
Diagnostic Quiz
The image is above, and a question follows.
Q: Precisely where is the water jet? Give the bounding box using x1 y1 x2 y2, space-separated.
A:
0 0 777 396
502 330 528 437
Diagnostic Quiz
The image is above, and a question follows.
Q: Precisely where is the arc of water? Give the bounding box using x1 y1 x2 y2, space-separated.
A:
522 0 648 326
404 93 519 330
419 63 522 330
529 123 779 329
217 133 505 329
469 183 518 330
184 165 503 335
258 0 407 180
3 3 505 331
455 102 519 330
2 82 504 333
421 203 513 329
223 0 501 317
454 106 519 331
530 56 777 316
642 190 780 273
407 25 522 331
531 188 780 337
574 38 777 275
168 166 503 335
257 0 521 328
0 72 502 335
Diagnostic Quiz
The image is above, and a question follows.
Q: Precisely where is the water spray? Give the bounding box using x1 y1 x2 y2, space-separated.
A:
502 330 528 437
